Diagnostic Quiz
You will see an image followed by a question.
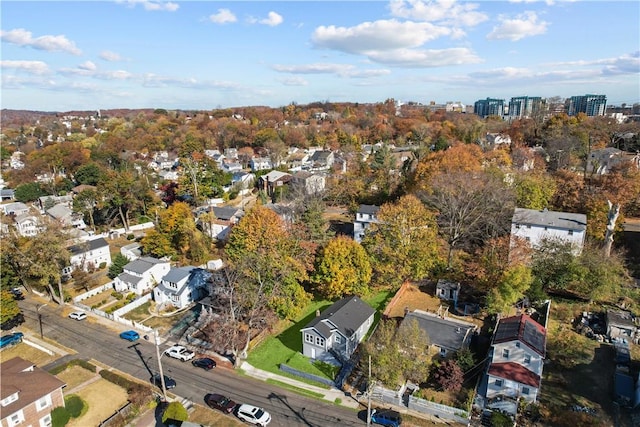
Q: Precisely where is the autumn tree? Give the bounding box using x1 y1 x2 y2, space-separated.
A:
312 236 372 299
486 265 533 315
512 171 557 210
362 194 442 289
432 359 464 393
225 205 312 319
361 318 430 387
0 290 21 327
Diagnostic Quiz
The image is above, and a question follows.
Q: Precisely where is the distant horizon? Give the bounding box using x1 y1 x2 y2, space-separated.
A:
2 1 638 111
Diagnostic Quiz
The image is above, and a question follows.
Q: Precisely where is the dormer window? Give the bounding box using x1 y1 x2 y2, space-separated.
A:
502 349 510 358
1 393 19 407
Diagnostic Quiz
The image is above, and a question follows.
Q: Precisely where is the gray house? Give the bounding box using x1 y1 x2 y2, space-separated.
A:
300 296 375 364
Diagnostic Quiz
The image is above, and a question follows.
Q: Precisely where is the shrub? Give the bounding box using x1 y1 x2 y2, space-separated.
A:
64 395 85 418
127 234 135 240
99 262 107 269
51 407 70 427
162 401 188 424
112 292 124 300
48 359 96 375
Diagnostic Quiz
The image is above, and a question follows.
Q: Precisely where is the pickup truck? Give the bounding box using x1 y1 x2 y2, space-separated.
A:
0 332 24 349
164 345 195 362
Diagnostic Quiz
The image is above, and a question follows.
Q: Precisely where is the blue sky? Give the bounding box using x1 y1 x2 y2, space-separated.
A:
1 0 639 112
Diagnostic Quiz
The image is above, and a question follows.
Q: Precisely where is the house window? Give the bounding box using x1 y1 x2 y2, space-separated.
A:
315 337 325 347
36 395 51 410
1 393 18 406
544 227 548 231
525 237 531 242
334 335 341 344
8 411 25 427
515 224 521 229
515 342 520 348
522 387 530 395
495 379 503 387
526 225 531 229
304 333 314 344
439 348 447 357
40 413 52 427
502 349 509 358
568 230 574 236
524 354 531 364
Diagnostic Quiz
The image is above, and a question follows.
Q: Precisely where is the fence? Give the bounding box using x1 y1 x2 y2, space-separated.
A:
98 402 133 427
112 293 152 317
279 364 336 387
73 282 113 303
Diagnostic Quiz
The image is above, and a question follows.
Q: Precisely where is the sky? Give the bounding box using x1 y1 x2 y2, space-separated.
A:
1 0 639 112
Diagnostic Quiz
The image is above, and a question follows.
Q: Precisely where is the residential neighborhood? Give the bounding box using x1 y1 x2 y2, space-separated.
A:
1 96 639 427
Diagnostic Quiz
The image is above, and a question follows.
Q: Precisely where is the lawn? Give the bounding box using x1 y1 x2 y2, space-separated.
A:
57 365 97 390
66 378 129 427
246 291 393 385
0 342 58 366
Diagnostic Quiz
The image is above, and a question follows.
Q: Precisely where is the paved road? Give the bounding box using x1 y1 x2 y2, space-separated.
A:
18 299 367 427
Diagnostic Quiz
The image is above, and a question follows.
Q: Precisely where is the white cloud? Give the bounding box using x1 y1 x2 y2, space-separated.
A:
260 11 283 27
78 61 97 71
368 47 482 67
1 60 50 75
312 20 451 54
1 28 82 55
487 11 549 41
278 76 309 86
272 62 391 78
117 0 179 12
209 9 237 24
100 51 124 61
389 0 488 27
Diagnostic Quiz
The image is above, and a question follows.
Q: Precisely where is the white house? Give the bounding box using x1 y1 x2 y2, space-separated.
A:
153 266 212 310
120 242 142 261
353 204 380 243
250 157 272 172
510 208 587 255
46 203 87 229
300 296 375 364
113 256 171 295
197 206 243 241
484 314 546 407
2 202 29 216
13 214 41 237
290 171 325 195
65 237 111 274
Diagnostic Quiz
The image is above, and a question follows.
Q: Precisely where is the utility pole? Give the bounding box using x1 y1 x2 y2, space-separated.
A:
36 304 47 339
367 354 372 427
154 329 168 402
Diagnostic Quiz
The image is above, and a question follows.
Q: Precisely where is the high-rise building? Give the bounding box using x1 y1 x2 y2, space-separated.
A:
567 94 607 116
508 96 546 119
474 98 505 118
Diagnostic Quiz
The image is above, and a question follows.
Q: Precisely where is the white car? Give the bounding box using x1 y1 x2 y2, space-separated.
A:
69 311 87 321
236 404 271 426
164 345 195 362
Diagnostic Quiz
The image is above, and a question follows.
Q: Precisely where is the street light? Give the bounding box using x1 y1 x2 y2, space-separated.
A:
154 329 168 401
36 304 47 339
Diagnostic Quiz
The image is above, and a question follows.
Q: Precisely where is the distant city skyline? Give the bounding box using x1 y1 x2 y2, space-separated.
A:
1 1 639 112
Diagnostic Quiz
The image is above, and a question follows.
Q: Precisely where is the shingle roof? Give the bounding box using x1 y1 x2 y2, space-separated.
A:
124 256 166 274
212 206 241 221
302 296 375 339
117 272 142 285
1 357 66 415
512 208 587 231
357 204 380 215
493 314 546 357
488 362 541 388
162 266 196 284
402 310 476 351
69 237 109 255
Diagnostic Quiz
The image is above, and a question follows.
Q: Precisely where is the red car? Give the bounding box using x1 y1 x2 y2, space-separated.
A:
204 393 237 414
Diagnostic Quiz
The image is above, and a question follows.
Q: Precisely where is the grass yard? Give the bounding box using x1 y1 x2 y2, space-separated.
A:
57 365 97 391
123 301 152 322
0 342 59 366
66 378 128 427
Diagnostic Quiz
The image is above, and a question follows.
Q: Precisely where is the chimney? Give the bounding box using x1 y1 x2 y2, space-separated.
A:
316 309 320 317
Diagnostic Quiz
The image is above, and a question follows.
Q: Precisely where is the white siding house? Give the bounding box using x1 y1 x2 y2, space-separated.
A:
353 204 380 243
113 256 170 295
153 267 212 310
510 208 587 255
66 237 111 273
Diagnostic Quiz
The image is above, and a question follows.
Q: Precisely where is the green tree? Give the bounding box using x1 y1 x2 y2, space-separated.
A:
14 182 45 202
362 194 441 289
162 401 188 424
486 265 533 315
108 253 130 279
74 162 104 185
312 236 372 299
0 290 21 325
72 189 98 231
513 172 557 210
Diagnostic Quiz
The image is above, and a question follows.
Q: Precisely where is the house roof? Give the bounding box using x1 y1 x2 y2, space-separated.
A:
3 202 29 213
212 206 242 221
302 296 375 340
402 310 476 351
436 279 460 291
310 150 332 162
512 208 587 231
163 266 196 283
606 309 635 328
117 272 142 285
261 170 291 182
69 237 109 255
124 256 167 274
488 362 541 388
46 203 72 220
357 204 380 215
493 314 546 357
0 357 66 415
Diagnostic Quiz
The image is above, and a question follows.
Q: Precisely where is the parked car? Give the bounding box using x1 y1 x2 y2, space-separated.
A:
370 408 402 427
10 288 24 300
192 357 216 370
0 332 24 349
164 345 195 361
68 311 87 321
204 393 237 414
151 374 176 389
119 330 140 341
236 403 271 426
